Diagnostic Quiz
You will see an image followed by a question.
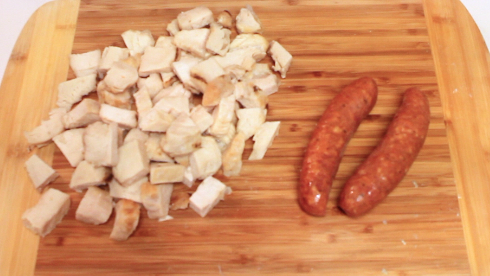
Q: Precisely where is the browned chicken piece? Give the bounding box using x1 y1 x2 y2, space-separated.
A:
216 10 233 29
222 132 246 177
177 6 214 30
24 154 59 191
150 163 185 184
69 160 111 192
113 140 150 187
53 128 85 167
84 121 119 167
202 74 234 107
22 188 70 237
76 186 113 225
110 199 141 241
208 94 236 138
140 182 173 220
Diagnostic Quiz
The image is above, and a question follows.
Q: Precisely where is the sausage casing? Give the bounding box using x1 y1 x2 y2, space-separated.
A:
298 77 378 216
338 87 430 217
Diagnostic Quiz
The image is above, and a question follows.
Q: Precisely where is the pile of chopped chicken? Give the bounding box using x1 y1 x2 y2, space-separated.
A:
22 5 292 240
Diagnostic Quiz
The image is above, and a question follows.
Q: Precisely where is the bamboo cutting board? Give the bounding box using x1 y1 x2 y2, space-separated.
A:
1 0 490 275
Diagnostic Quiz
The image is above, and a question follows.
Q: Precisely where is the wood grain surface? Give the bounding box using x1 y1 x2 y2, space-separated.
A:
1 0 489 275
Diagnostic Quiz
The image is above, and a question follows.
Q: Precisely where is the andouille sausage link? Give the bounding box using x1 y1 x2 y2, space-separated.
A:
298 77 378 216
338 87 430 217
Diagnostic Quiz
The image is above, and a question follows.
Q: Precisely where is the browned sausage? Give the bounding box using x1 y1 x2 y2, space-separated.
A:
298 77 378 216
338 87 430 217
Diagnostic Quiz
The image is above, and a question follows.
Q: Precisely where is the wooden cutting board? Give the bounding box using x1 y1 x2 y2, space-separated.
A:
1 0 490 275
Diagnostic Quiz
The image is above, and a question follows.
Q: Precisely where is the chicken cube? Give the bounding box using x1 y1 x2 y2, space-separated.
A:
172 56 202 93
137 73 164 98
234 81 268 109
99 104 137 129
190 105 214 133
215 123 236 151
76 186 113 225
24 108 66 145
70 49 101 78
152 83 192 104
84 121 119 167
212 47 264 72
121 29 155 56
166 19 180 36
163 113 202 156
206 23 231 56
24 154 59 191
173 154 190 167
222 132 246 177
63 98 100 129
104 61 139 93
236 107 267 139
250 73 279 96
124 128 149 145
22 188 70 237
99 46 130 75
138 108 175 133
140 182 173 220
268 40 293 78
202 74 234 107
189 136 222 180
236 5 262 34
217 10 233 29
109 177 147 203
133 87 153 118
110 198 140 241
183 166 195 188
150 163 185 184
113 140 150 186
208 94 236 138
173 28 210 59
189 176 228 217
160 72 177 88
69 160 111 192
249 121 280 160
177 6 214 30
229 34 268 53
146 133 173 163
191 58 225 85
153 96 190 118
53 128 85 167
139 46 176 76
57 74 97 110
97 80 133 109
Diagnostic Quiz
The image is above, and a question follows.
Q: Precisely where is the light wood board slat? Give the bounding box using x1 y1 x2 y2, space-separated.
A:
423 0 490 275
1 0 489 274
0 0 79 275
